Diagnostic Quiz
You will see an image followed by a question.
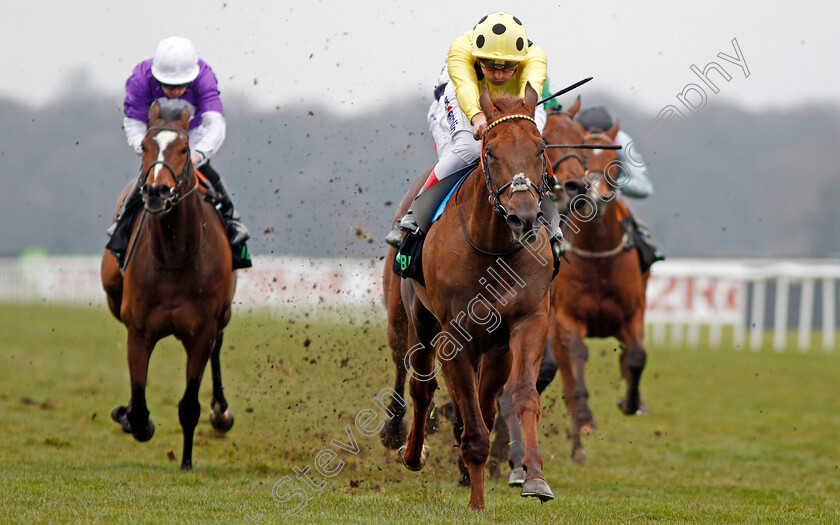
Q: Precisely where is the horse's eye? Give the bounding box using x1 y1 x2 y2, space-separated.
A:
486 148 495 160
182 147 189 155
140 144 147 152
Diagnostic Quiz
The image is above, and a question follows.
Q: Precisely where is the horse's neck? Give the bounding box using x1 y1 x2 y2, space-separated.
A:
567 199 624 251
147 194 204 266
459 174 517 253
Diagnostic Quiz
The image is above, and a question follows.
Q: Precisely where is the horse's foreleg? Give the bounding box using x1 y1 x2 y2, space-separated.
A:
209 330 234 433
381 317 409 450
112 328 156 442
510 317 554 502
552 322 587 464
498 380 525 485
479 349 519 486
445 353 490 510
179 327 216 471
399 319 438 472
618 315 648 415
504 338 556 483
488 396 511 480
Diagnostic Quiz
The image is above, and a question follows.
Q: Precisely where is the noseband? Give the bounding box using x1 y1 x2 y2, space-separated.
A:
139 126 198 214
480 114 551 219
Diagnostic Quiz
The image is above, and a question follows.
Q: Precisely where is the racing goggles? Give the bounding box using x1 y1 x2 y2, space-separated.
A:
477 58 519 72
159 81 191 90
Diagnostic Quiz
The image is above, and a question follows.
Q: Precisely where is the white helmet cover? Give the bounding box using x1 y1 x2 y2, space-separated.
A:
151 36 200 85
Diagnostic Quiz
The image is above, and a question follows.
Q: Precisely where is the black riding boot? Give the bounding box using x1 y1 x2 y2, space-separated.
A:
621 213 665 273
385 165 474 247
199 164 249 246
105 179 143 261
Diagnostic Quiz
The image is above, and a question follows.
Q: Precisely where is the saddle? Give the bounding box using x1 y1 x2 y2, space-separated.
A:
394 165 562 283
392 166 473 285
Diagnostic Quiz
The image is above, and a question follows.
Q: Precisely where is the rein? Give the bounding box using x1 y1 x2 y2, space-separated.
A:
148 222 208 270
138 126 198 215
122 125 204 271
455 113 552 256
480 114 549 218
562 232 631 259
561 135 630 260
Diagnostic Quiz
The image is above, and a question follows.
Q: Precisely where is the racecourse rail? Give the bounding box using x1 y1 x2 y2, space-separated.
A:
1 256 838 352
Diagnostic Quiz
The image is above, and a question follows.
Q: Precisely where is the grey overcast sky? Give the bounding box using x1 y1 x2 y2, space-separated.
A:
2 1 838 115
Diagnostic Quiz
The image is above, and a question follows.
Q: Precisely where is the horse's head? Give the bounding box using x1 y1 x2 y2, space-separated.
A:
478 83 548 244
139 102 194 214
542 97 588 215
579 121 621 220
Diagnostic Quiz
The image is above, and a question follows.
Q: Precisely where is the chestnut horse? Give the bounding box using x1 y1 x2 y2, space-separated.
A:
493 99 589 485
391 85 556 509
550 122 650 464
101 102 236 470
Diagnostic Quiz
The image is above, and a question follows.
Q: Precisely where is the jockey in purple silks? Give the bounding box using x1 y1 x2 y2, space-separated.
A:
106 36 249 260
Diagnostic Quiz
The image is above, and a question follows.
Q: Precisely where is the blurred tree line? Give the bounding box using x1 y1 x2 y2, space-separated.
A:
1 81 838 259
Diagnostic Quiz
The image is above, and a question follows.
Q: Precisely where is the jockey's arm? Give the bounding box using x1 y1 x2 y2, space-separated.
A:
616 130 653 199
190 111 226 166
123 117 147 155
447 33 483 124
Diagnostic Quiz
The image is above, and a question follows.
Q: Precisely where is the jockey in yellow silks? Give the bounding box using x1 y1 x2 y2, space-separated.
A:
387 12 556 246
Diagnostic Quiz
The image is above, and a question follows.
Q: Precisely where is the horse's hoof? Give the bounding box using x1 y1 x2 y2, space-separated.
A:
111 405 127 424
508 467 526 486
398 444 429 471
132 418 155 442
572 446 587 465
379 420 407 450
618 397 646 415
210 407 235 433
180 461 193 472
520 477 554 502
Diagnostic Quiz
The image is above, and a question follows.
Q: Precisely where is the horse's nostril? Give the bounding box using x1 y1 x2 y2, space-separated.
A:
506 215 524 231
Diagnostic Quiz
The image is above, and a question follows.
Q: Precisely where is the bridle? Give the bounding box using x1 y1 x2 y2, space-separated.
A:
559 132 630 259
138 126 198 215
546 110 586 173
455 113 553 256
480 114 552 219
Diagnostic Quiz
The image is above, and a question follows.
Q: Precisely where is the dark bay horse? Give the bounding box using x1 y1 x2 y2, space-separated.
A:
101 102 236 470
392 85 556 509
550 122 650 464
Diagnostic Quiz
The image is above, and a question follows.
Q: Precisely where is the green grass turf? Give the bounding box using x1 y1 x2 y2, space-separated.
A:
1 302 838 524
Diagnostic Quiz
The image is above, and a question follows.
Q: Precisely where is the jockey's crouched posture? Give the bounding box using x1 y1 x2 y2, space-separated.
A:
106 36 250 267
385 12 560 248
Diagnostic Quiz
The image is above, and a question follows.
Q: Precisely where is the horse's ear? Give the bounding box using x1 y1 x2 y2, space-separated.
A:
567 96 581 118
479 87 494 118
148 102 161 124
178 107 190 130
605 120 620 140
523 82 538 110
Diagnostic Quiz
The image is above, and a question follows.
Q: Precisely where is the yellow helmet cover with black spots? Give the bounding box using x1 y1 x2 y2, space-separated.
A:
471 12 529 63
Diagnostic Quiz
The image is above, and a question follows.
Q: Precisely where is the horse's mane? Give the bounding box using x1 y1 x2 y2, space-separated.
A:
490 95 532 117
157 105 188 124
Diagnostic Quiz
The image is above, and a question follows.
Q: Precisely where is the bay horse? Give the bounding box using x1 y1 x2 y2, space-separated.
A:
493 98 590 484
100 102 236 470
392 84 556 509
550 121 650 464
